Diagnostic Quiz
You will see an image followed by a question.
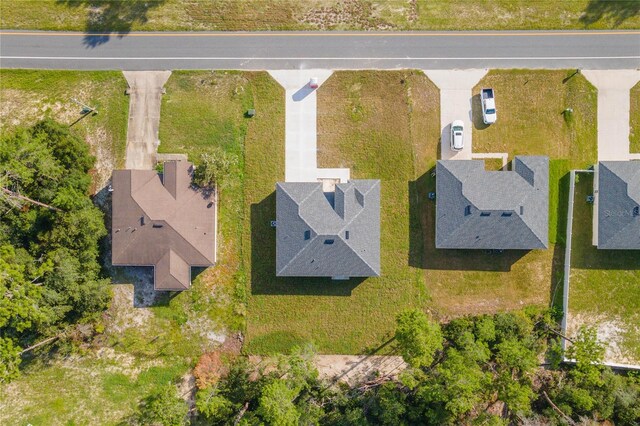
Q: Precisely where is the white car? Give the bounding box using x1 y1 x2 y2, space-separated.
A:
450 120 464 151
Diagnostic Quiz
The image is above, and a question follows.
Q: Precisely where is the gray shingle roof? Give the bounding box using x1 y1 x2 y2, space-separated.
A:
436 157 549 249
597 161 640 249
276 180 380 277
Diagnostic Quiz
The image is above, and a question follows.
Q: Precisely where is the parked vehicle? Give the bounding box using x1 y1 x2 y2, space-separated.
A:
450 120 464 151
309 77 319 89
481 88 497 124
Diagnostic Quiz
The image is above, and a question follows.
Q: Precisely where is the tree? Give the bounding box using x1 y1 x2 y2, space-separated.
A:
257 379 300 426
0 120 111 381
193 148 237 189
0 337 21 382
567 326 605 386
137 384 189 426
395 309 443 368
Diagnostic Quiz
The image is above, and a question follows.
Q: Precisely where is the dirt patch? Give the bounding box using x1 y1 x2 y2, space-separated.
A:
298 0 395 30
566 313 640 366
181 316 226 348
104 284 154 334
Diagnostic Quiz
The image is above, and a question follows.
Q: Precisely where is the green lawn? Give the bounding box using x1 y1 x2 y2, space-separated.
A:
630 81 640 153
2 0 639 31
568 173 640 364
0 70 129 192
244 70 579 355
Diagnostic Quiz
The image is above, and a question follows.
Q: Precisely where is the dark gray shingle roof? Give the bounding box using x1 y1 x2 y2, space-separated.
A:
276 180 380 277
597 161 640 249
436 157 549 249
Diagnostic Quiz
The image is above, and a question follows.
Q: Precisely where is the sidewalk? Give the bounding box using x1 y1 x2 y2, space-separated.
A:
123 71 171 170
268 70 350 182
582 70 640 161
423 70 488 161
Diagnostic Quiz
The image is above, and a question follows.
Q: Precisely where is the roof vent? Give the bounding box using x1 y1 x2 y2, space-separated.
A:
304 230 311 240
345 231 350 240
480 212 491 217
152 223 164 228
502 212 513 217
520 206 524 215
634 206 639 217
324 239 335 245
464 205 471 216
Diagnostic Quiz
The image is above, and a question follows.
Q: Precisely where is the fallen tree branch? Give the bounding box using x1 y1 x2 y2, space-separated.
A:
233 401 249 426
546 326 575 344
542 391 576 425
20 335 60 355
1 188 62 212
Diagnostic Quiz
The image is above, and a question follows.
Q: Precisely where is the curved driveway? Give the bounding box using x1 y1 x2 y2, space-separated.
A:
1 30 639 70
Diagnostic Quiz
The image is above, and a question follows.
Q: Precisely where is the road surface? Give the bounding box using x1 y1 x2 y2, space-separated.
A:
1 30 639 70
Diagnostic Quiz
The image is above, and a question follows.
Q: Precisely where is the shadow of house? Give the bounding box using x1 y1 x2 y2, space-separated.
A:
250 192 364 296
579 0 640 27
56 0 166 48
409 169 529 272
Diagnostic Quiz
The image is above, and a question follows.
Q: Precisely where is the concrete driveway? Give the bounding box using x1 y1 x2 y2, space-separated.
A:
582 70 640 161
424 70 488 161
269 70 350 182
123 71 171 169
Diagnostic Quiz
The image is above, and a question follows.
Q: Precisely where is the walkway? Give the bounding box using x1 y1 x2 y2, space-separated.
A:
582 70 640 161
423 70 489 160
268 70 350 182
123 71 171 169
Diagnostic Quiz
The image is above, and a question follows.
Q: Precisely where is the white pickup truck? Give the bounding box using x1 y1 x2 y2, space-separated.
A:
481 88 497 124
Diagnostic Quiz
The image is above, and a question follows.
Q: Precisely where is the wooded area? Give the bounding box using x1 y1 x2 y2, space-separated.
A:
0 120 111 381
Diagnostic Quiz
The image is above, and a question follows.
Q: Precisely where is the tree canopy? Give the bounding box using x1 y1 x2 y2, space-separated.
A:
0 120 110 381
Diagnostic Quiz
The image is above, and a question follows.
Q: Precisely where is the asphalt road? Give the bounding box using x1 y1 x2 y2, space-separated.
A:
1 30 639 70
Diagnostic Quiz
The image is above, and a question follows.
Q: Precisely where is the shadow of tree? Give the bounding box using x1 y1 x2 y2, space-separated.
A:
56 0 166 47
579 0 640 27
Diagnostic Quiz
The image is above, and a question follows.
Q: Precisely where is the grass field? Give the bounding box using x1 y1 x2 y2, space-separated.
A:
567 173 640 365
243 70 582 355
2 0 639 32
473 70 598 241
630 81 640 153
0 69 129 191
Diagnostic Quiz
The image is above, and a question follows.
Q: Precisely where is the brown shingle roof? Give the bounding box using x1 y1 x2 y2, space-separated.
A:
111 161 216 290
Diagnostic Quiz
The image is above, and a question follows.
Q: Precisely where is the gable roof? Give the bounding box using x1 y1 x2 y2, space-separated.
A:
276 180 380 277
111 161 216 290
597 161 640 249
436 156 549 249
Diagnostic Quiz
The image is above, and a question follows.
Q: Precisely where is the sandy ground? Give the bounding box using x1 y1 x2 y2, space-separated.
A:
566 312 640 366
250 354 407 386
123 71 171 169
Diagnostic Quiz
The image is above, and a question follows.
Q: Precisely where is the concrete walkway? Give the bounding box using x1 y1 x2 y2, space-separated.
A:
582 70 640 162
268 70 350 182
123 71 171 169
423 69 488 161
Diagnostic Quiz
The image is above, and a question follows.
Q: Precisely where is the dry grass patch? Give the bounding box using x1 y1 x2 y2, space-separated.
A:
3 0 639 31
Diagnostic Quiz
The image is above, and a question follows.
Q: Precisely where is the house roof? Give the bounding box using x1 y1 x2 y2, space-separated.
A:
111 161 216 290
597 161 640 249
276 180 380 277
436 156 549 249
